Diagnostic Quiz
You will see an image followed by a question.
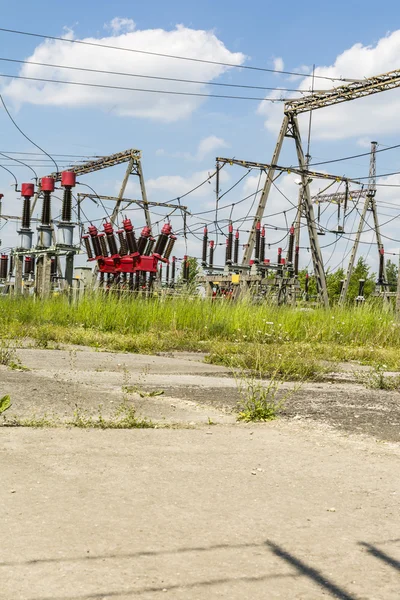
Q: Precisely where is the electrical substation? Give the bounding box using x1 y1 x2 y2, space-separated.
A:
2 66 400 306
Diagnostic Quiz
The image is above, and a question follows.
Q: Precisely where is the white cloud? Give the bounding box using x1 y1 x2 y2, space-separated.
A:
106 17 136 34
259 30 400 140
2 24 245 122
273 57 284 73
154 135 229 162
196 135 229 161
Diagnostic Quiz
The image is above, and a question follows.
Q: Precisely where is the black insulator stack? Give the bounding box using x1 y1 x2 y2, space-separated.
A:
8 254 13 276
277 247 282 265
165 263 170 284
126 230 139 254
0 255 8 280
182 256 190 282
88 226 102 258
138 226 151 254
294 246 300 275
41 191 51 226
226 222 233 265
260 227 266 264
171 256 176 284
24 256 32 275
103 223 118 256
287 226 295 264
154 223 172 257
61 188 72 222
98 234 108 257
225 238 230 266
202 226 208 266
117 230 128 256
22 197 31 229
305 273 309 294
254 221 261 262
164 236 176 261
159 264 163 283
233 230 239 264
144 237 155 256
51 257 57 277
209 241 214 268
358 279 365 296
378 248 385 284
82 235 93 260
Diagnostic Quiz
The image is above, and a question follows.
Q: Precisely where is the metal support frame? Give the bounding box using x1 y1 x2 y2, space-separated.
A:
338 142 387 305
234 66 400 307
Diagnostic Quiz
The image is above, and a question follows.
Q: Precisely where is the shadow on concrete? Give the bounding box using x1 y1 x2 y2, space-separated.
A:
360 542 400 572
265 540 358 600
30 573 297 600
0 541 263 568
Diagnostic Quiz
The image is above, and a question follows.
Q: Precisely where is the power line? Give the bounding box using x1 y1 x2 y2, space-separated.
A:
0 27 357 83
306 143 400 168
0 57 332 94
0 73 287 103
0 92 59 173
0 150 98 158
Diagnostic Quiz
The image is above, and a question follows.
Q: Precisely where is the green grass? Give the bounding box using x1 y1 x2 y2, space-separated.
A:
1 294 400 377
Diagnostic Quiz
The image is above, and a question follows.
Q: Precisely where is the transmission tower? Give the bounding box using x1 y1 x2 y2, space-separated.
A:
244 67 400 307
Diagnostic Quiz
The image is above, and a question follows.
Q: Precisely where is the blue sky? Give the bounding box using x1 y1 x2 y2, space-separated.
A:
1 0 400 271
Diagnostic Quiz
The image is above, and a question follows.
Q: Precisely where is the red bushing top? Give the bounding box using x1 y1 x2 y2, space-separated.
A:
21 183 35 198
305 272 309 279
210 240 214 248
249 260 254 265
0 194 3 199
278 247 282 254
161 223 172 236
61 171 76 188
123 218 133 232
295 246 299 252
228 222 233 233
1 254 7 259
235 230 239 239
290 226 295 235
41 177 55 192
103 222 114 235
141 226 151 238
256 221 261 230
281 258 286 265
204 226 208 235
88 225 98 237
261 226 266 237
264 259 270 264
380 248 385 255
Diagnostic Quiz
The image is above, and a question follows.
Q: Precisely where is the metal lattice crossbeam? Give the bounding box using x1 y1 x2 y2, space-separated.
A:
46 148 141 181
311 189 368 204
285 69 400 114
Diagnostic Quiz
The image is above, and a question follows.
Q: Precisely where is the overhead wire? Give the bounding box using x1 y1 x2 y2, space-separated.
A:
0 93 59 173
0 27 358 82
0 73 288 103
0 57 338 94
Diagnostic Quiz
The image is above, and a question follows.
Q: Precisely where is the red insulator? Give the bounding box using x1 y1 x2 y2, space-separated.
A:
41 177 55 192
260 226 266 263
294 245 300 275
103 221 114 235
264 259 270 265
88 225 98 237
277 248 282 264
161 223 172 236
21 183 35 198
123 218 133 232
61 171 76 188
